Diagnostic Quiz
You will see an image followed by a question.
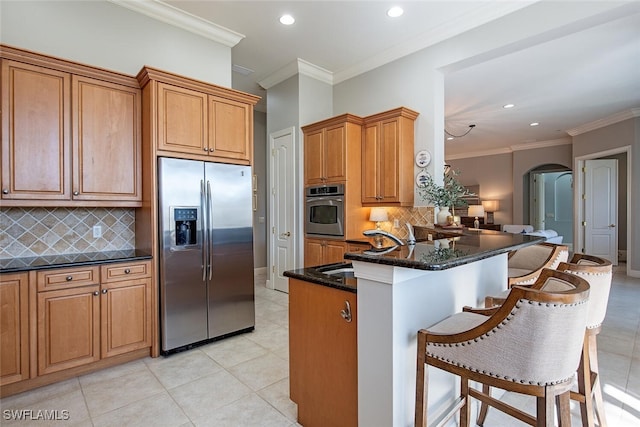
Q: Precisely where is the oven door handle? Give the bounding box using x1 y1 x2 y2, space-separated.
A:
307 197 343 203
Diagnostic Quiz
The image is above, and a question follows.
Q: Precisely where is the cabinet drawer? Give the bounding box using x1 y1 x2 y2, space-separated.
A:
100 261 151 283
37 266 99 292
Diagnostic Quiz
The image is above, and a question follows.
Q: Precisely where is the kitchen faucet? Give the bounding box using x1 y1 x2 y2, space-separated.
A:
362 229 404 246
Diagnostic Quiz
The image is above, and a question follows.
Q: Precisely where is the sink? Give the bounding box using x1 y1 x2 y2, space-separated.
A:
321 267 355 276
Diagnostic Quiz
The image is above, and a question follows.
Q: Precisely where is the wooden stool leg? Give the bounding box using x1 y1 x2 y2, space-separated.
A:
460 377 470 427
537 387 556 427
476 384 491 426
415 332 428 427
578 337 596 427
589 334 608 427
557 391 571 427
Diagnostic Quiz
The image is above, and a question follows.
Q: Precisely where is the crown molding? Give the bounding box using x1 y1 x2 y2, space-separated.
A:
446 137 572 160
108 0 244 47
511 137 572 152
258 58 333 90
567 108 640 136
334 1 535 84
446 147 512 161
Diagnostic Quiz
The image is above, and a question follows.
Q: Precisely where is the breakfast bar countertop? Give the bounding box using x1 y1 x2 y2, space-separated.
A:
344 228 544 271
0 249 153 273
283 262 357 293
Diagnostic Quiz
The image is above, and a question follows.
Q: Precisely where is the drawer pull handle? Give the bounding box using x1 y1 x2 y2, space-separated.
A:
66 276 73 281
124 269 131 274
340 300 352 323
93 291 99 296
101 289 108 294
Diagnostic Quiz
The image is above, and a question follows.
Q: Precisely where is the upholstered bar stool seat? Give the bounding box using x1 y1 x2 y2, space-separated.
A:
415 269 591 427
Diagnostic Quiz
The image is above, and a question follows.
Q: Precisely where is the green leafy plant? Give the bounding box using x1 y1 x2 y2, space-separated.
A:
417 168 473 208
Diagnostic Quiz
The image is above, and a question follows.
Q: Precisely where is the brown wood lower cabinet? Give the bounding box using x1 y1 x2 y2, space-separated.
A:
0 272 29 386
37 284 101 375
304 238 346 267
34 261 152 377
289 278 357 427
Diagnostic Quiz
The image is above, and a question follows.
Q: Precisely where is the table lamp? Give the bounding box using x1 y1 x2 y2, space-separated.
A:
369 207 388 231
467 205 485 229
369 208 388 247
481 200 499 224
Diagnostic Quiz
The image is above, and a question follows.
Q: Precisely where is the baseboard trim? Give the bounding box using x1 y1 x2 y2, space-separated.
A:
628 268 640 279
254 266 267 276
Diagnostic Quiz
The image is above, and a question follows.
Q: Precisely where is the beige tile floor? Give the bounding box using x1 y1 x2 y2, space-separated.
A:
1 267 639 426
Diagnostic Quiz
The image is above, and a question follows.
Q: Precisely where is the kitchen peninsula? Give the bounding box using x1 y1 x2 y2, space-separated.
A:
286 229 544 427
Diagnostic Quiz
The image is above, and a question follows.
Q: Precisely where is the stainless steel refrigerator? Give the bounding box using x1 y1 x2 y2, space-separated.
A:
158 157 254 354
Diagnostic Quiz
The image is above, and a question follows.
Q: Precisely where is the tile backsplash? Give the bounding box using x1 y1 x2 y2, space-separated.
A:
0 207 135 259
380 206 435 239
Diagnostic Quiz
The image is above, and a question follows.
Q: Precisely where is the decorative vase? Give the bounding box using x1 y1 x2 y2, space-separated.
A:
436 206 450 225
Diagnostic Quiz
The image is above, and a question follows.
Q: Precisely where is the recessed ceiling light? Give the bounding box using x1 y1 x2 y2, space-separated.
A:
387 6 403 18
530 122 539 127
279 14 295 25
503 103 515 109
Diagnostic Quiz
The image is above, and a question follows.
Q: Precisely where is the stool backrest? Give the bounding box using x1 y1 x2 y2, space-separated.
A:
557 253 612 329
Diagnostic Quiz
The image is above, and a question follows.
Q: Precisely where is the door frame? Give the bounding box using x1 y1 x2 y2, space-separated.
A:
267 126 301 290
574 145 632 276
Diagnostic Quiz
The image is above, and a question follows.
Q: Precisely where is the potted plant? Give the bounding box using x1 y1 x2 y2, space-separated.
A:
417 168 473 225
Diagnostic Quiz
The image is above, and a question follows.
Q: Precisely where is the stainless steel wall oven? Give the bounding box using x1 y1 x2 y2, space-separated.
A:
305 184 345 237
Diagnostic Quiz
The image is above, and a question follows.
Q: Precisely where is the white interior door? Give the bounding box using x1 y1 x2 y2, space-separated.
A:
584 159 618 264
269 127 296 293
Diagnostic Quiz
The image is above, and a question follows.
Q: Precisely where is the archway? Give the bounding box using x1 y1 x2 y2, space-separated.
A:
523 164 573 248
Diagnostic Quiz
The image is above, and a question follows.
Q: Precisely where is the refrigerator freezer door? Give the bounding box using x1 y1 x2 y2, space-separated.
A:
158 157 208 352
206 163 255 339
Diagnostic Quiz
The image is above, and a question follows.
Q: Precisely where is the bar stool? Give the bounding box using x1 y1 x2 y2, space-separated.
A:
485 242 569 307
556 254 612 427
415 269 590 427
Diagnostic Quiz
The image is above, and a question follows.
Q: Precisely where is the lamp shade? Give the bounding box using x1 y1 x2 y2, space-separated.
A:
482 200 499 212
369 207 388 222
468 205 485 218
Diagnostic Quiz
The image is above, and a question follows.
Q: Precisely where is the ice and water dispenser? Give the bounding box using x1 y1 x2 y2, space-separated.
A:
173 207 197 246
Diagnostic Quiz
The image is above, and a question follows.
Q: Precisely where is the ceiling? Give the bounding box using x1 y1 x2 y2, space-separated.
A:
152 1 640 157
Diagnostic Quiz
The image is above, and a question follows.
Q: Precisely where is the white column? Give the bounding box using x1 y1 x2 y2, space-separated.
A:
354 253 508 427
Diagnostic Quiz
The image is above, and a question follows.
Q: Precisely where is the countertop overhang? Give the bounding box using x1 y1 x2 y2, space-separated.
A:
0 249 153 273
344 229 545 271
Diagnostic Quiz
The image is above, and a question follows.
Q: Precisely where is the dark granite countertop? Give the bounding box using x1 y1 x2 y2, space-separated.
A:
283 262 357 293
0 249 153 273
344 229 544 271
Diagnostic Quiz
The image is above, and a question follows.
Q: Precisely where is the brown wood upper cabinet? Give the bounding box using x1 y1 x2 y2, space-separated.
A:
0 46 142 207
302 114 363 185
138 67 259 165
361 107 418 206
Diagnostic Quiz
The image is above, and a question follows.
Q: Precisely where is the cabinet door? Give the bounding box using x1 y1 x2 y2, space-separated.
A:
304 239 325 268
289 279 357 427
324 241 346 265
209 96 251 162
304 129 324 185
37 286 100 375
1 60 70 200
101 278 151 358
379 118 400 202
157 82 208 156
72 76 141 202
324 124 346 183
361 122 379 204
0 273 29 386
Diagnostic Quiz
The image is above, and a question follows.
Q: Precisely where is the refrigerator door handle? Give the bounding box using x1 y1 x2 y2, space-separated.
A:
207 180 213 281
200 179 207 282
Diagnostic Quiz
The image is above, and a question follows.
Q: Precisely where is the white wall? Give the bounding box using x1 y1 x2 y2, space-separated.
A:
1 0 231 86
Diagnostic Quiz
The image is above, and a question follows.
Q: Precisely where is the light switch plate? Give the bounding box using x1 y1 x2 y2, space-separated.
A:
93 225 102 238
